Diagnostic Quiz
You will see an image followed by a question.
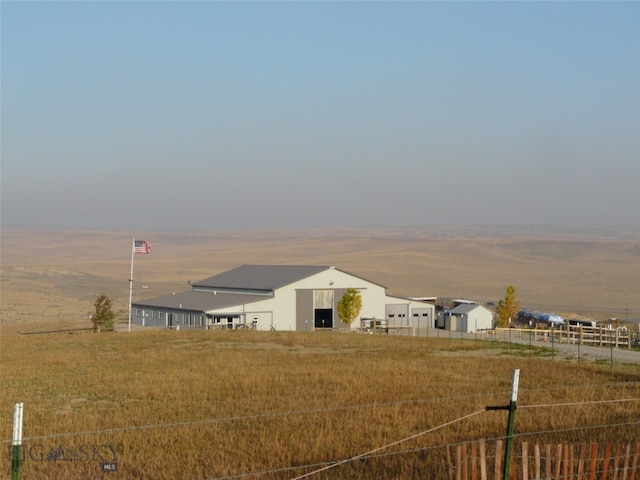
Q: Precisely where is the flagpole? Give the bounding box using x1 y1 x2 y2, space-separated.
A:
128 237 135 332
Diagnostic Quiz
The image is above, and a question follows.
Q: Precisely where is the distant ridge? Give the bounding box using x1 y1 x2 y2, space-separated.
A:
3 224 636 241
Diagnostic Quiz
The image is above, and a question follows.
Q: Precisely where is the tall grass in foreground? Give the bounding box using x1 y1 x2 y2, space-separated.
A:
1 330 638 479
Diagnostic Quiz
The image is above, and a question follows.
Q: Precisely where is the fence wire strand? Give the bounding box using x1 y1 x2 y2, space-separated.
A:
288 408 488 480
206 420 640 480
3 389 638 444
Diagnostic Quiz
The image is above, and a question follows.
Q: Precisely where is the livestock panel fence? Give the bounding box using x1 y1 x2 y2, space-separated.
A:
448 439 639 480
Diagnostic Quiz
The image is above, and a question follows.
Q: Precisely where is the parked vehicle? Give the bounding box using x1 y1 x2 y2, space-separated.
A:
518 309 565 326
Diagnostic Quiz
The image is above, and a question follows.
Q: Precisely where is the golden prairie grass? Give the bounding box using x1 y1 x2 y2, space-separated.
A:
1 329 638 479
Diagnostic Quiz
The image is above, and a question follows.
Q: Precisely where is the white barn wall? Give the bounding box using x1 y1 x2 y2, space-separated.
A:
136 265 436 332
466 306 493 332
231 270 434 332
455 306 494 333
387 299 436 330
271 267 388 331
411 307 435 329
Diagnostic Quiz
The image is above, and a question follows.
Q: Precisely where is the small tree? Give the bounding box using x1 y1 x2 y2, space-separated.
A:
92 294 115 332
495 285 520 328
337 288 362 326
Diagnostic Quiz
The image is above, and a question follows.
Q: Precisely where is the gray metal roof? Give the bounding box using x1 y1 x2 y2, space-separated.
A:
132 290 266 313
133 264 388 315
191 265 331 292
450 303 487 315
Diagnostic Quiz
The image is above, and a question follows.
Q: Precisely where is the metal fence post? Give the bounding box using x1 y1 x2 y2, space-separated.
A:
503 370 520 480
12 402 23 480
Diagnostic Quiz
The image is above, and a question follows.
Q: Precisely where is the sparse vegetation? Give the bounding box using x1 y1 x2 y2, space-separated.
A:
91 294 115 332
1 330 638 479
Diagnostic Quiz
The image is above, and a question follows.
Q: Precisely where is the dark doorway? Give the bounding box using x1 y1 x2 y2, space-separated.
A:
314 309 333 329
167 313 173 328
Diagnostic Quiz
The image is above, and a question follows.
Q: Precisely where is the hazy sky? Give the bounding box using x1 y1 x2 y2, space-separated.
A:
2 1 639 231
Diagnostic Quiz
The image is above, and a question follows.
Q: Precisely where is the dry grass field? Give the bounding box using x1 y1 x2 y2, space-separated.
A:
1 330 639 479
1 227 639 479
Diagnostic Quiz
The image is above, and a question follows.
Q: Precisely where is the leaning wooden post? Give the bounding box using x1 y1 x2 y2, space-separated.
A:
554 444 563 480
578 442 587 479
11 402 23 480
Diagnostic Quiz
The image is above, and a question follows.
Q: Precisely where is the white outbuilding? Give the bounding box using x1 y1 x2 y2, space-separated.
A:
445 303 494 333
131 265 434 332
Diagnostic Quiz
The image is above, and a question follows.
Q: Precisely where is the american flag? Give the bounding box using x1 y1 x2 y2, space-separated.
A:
134 240 152 254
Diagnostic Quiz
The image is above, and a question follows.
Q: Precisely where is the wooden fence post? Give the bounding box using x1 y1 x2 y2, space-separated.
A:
555 444 563 480
496 440 503 480
462 443 468 480
623 443 631 480
599 325 603 346
471 440 478 480
479 438 487 480
629 441 640 480
602 443 612 480
579 442 588 480
570 445 576 480
447 444 454 480
451 441 639 480
589 443 599 480
522 441 529 480
613 444 622 480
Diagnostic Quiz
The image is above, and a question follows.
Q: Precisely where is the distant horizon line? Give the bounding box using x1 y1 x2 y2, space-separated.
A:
2 223 638 238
